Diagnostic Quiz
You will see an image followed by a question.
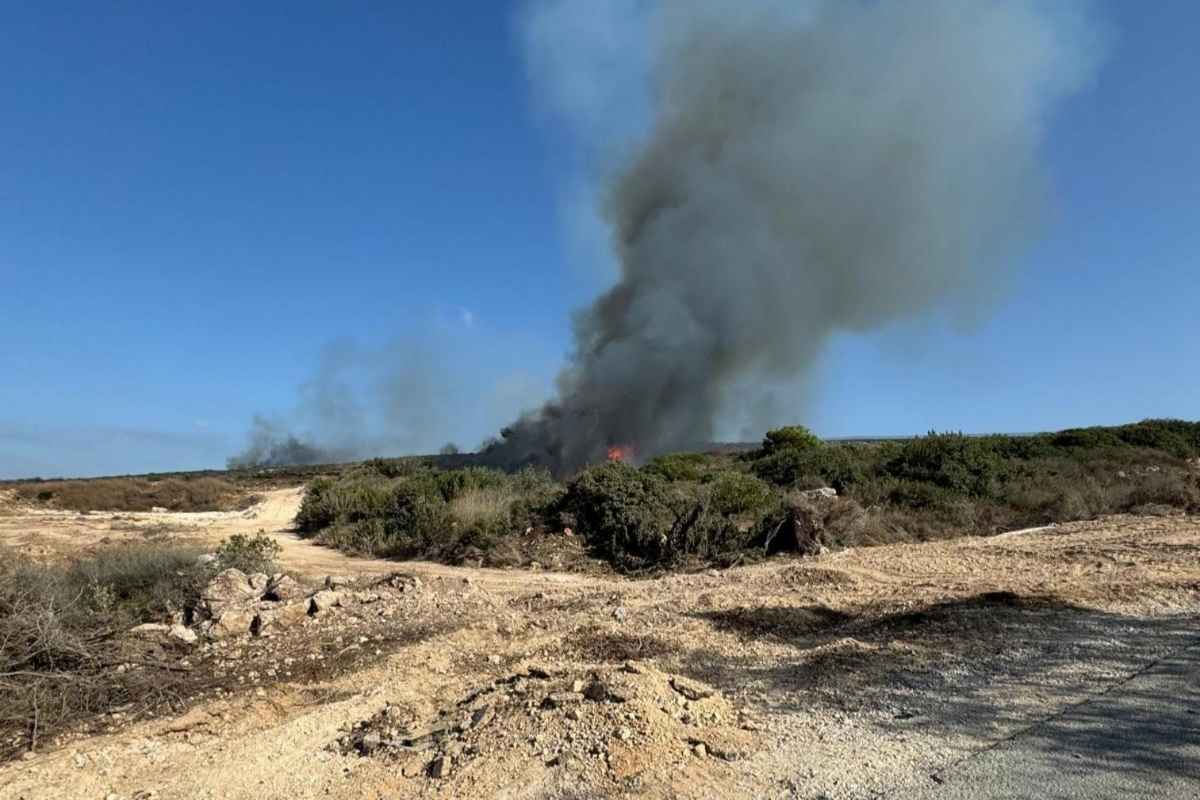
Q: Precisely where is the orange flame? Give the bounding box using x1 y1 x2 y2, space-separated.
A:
607 444 636 463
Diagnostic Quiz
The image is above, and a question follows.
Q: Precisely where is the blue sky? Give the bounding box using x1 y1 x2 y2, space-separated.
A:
1 1 1197 478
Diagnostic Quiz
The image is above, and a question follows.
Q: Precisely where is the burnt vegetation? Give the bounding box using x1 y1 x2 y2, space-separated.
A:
294 419 1200 574
0 535 282 758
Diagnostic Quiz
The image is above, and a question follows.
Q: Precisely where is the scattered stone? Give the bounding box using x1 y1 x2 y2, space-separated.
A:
161 707 211 734
169 624 197 644
253 601 309 634
265 574 305 602
615 726 633 741
309 590 343 614
583 680 610 702
201 569 259 618
543 692 585 709
692 742 708 758
429 754 452 779
209 607 257 639
670 676 715 701
129 623 171 637
488 654 502 665
247 573 270 594
325 575 354 589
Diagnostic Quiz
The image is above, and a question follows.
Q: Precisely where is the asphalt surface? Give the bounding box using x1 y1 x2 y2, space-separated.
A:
906 638 1200 800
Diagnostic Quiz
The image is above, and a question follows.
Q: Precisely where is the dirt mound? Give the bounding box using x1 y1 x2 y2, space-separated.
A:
337 662 758 795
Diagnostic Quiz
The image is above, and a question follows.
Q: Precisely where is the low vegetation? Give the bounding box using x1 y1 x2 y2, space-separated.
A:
9 476 256 513
0 535 281 757
295 420 1200 574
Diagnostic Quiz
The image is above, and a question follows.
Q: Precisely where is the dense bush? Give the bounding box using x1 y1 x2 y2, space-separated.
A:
642 452 716 482
295 466 562 564
883 433 1005 497
707 471 775 517
752 444 869 492
761 425 821 454
294 419 1200 573
561 463 769 571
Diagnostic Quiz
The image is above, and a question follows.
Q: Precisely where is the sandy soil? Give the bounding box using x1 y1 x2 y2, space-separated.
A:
1 490 1198 799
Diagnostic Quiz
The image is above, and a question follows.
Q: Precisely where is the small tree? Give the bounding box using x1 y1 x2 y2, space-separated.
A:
762 425 821 454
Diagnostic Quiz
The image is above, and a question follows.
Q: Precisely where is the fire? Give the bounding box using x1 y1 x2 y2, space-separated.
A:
607 444 636 463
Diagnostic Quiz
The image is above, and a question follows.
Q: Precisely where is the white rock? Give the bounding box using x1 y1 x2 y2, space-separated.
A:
169 624 198 644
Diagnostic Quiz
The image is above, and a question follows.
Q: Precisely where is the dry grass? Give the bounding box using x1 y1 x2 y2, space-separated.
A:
448 487 517 528
11 477 257 513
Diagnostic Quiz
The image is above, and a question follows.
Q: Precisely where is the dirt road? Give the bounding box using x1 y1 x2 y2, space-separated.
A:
2 491 1198 799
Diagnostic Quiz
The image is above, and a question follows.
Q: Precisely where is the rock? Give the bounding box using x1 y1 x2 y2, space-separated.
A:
583 680 609 702
247 573 270 594
201 569 259 617
571 679 586 693
130 623 171 636
309 590 343 614
169 624 198 644
162 707 211 733
253 601 309 634
799 487 838 500
265 574 305 602
209 607 257 639
670 676 715 701
488 655 502 666
615 726 633 741
325 575 354 589
195 553 217 566
429 755 452 779
612 607 627 623
692 742 708 758
543 692 585 709
150 506 168 513
563 527 574 536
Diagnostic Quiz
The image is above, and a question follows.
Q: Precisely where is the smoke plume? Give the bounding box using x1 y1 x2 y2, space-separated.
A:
228 332 549 468
487 0 1103 474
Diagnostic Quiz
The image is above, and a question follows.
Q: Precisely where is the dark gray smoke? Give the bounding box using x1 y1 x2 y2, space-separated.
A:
490 0 1102 474
226 416 348 468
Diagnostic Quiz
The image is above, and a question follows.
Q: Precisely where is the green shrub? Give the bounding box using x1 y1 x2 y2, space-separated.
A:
642 452 714 482
562 462 678 570
883 433 1005 497
214 533 282 575
707 471 775 516
562 463 762 571
752 444 869 492
762 425 821 454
